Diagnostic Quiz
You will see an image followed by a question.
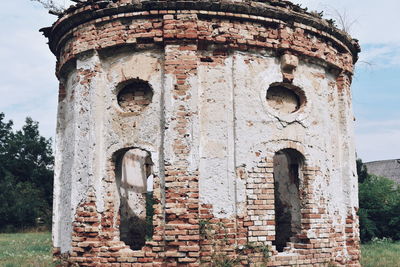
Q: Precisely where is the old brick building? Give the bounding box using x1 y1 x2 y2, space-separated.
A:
42 0 361 266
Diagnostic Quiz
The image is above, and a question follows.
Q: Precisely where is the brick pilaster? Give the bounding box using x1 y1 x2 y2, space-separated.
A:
163 13 200 265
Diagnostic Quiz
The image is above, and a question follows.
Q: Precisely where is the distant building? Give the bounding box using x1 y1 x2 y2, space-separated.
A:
365 159 400 184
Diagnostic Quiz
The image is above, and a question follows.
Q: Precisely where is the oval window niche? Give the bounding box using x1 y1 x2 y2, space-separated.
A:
266 83 306 115
117 79 153 114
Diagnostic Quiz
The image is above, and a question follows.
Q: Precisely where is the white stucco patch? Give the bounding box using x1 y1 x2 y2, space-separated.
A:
54 48 358 253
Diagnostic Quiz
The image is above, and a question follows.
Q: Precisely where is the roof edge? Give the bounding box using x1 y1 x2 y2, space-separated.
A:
41 1 361 62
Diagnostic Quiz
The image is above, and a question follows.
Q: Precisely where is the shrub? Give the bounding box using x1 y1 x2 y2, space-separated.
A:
358 174 400 242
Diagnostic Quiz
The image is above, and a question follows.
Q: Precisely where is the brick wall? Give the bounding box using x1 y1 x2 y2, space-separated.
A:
46 2 360 266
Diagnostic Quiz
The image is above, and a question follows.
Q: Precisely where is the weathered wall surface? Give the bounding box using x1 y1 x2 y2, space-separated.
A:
45 1 361 266
52 48 359 266
53 50 165 251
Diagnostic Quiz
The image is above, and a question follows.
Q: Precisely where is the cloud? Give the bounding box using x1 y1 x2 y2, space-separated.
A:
356 44 400 69
0 1 58 138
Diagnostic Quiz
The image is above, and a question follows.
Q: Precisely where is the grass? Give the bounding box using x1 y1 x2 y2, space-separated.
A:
0 232 399 266
0 232 53 267
361 240 400 267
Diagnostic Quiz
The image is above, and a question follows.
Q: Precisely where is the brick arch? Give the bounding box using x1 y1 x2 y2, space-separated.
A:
269 145 321 254
115 148 154 250
103 146 165 256
107 145 157 180
244 141 320 254
265 140 309 164
271 148 305 252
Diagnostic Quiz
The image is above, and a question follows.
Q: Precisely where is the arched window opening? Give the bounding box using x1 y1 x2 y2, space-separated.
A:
115 148 154 250
273 148 304 252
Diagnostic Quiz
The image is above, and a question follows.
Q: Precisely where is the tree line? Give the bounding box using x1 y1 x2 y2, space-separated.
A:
0 113 53 232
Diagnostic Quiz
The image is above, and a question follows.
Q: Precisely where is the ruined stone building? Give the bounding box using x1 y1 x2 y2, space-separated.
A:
42 0 361 266
365 160 400 184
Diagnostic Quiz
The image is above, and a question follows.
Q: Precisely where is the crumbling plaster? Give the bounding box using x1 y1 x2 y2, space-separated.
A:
54 48 357 253
45 1 361 265
54 50 165 252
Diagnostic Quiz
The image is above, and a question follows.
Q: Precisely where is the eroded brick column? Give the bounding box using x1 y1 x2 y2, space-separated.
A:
337 73 361 267
163 13 200 265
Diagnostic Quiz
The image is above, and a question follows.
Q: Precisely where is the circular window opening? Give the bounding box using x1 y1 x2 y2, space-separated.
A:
117 79 153 114
266 83 306 114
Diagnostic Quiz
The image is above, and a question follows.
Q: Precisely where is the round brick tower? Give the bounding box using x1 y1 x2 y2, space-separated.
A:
42 0 361 266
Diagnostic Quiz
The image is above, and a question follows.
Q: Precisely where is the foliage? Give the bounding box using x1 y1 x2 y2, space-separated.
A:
246 243 270 259
0 113 54 232
357 159 400 242
145 192 155 240
358 175 400 242
0 232 53 267
210 254 240 267
199 219 212 238
239 242 270 265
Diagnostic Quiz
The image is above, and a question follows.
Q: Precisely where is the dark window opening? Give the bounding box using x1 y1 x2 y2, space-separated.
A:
116 148 154 250
272 149 304 252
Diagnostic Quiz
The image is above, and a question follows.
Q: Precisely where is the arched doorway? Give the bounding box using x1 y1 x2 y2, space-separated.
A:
273 148 304 252
115 148 154 250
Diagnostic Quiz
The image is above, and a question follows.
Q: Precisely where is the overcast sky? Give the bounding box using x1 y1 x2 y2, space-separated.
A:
0 0 399 162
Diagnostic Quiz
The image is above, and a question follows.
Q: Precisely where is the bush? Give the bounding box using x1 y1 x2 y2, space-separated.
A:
359 174 400 242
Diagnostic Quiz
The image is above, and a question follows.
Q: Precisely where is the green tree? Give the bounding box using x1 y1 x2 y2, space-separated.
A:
6 118 54 205
358 175 400 242
0 113 54 231
0 113 13 159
